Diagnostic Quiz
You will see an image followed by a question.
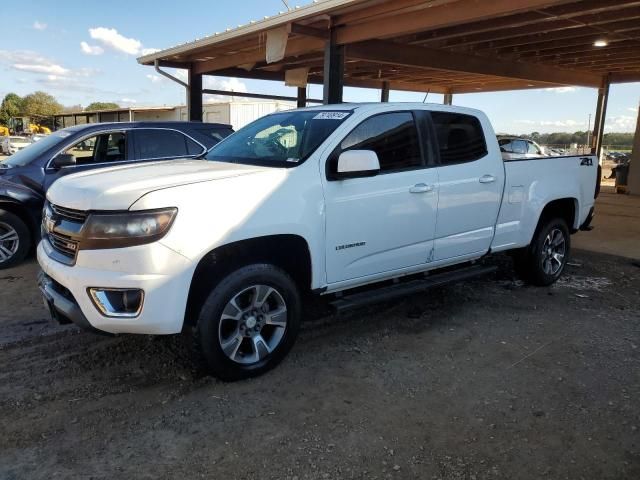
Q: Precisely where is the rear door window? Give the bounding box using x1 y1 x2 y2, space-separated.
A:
134 129 204 159
430 112 487 164
197 127 234 144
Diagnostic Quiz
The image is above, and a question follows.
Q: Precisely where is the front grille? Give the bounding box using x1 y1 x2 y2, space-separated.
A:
48 231 79 260
50 204 88 223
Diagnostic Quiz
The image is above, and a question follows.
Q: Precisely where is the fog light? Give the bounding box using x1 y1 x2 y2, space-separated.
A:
88 288 144 318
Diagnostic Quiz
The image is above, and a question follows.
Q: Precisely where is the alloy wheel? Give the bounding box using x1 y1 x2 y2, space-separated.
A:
0 222 19 264
541 228 566 275
218 284 288 364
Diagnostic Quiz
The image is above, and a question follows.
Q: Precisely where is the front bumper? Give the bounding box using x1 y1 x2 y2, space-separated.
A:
37 239 195 335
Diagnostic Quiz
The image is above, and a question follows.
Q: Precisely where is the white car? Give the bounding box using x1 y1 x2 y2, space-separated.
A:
31 133 50 142
498 136 548 160
1 136 32 155
38 103 598 380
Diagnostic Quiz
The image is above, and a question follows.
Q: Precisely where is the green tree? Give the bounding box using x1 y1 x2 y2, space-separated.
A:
20 91 63 118
85 102 120 111
0 93 23 126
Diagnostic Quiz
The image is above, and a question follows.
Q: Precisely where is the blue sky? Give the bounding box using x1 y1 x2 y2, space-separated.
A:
1 0 639 134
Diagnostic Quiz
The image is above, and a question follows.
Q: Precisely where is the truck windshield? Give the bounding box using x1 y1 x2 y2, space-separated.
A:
3 131 70 168
205 110 351 167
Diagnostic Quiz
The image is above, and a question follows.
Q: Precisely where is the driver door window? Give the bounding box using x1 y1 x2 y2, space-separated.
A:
65 132 127 166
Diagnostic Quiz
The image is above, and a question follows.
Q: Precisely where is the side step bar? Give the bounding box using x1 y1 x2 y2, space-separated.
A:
330 264 497 313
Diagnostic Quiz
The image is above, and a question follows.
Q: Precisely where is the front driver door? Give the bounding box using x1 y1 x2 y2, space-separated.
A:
323 111 439 284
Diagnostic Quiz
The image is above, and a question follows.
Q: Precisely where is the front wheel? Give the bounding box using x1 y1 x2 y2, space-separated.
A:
515 217 570 286
0 210 31 270
190 264 301 381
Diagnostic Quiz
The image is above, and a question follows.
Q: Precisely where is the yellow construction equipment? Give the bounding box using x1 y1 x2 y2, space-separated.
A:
0 126 9 137
29 123 51 134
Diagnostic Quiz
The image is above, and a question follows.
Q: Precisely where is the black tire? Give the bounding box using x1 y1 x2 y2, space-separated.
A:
0 210 31 270
515 217 570 286
190 263 301 381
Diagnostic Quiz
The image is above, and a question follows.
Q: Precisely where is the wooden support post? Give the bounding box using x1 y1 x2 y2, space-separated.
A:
188 66 203 122
381 82 390 102
591 76 610 157
323 29 344 105
443 92 453 105
626 99 640 195
297 87 307 108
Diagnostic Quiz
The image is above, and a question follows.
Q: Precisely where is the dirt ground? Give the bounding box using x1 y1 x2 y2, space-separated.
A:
0 250 639 480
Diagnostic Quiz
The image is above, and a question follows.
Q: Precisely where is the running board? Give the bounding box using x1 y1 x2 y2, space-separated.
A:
330 264 497 313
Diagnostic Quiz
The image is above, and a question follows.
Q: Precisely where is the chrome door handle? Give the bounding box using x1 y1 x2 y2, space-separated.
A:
479 174 496 184
409 183 434 193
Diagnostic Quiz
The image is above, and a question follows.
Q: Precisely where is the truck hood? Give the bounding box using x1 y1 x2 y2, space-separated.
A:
46 159 269 211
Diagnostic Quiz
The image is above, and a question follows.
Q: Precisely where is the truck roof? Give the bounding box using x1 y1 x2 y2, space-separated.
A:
293 102 486 117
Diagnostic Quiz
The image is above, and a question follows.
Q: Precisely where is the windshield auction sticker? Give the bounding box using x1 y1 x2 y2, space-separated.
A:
313 112 350 120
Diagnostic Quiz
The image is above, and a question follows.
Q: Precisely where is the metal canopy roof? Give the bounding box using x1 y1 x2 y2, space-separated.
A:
138 0 640 94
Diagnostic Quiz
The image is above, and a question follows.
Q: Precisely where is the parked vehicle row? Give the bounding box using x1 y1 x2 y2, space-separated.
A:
1 136 33 155
0 121 233 268
36 104 599 381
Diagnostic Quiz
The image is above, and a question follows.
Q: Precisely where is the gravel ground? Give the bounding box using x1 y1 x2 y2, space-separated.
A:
0 250 639 479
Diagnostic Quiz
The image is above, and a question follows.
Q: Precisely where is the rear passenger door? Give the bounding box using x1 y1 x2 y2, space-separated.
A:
430 111 504 262
132 129 206 161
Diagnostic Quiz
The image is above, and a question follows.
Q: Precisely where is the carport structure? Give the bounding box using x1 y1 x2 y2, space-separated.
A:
138 0 640 155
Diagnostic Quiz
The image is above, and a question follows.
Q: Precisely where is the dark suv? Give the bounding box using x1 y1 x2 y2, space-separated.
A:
0 121 233 269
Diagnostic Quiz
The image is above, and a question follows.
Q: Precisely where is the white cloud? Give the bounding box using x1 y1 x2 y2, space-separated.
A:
627 107 638 113
80 41 104 56
604 115 637 132
141 48 160 56
146 74 163 83
89 27 142 55
204 77 248 101
13 63 69 75
120 98 137 104
545 87 577 94
33 21 47 31
515 119 582 128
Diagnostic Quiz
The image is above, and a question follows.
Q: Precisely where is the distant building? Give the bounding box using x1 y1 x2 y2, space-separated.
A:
51 100 295 131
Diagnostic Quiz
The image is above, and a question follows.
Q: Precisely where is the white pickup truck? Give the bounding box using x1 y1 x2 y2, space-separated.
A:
38 103 599 380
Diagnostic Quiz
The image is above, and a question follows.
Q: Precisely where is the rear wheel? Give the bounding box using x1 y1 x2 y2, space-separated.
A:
190 263 301 381
515 217 570 286
0 210 31 270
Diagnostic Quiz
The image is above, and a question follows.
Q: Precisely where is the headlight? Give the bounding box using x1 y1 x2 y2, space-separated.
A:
80 208 177 249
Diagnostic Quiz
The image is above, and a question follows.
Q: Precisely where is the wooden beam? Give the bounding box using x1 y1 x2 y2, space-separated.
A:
346 39 602 87
334 0 573 45
610 72 640 83
192 36 324 74
404 1 640 46
467 20 640 53
431 14 640 50
289 23 329 39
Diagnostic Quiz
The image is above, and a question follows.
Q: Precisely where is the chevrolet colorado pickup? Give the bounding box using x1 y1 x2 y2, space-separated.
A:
37 103 598 380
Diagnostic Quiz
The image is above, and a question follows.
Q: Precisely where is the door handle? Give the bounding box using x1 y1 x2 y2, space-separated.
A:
409 183 435 193
479 174 496 184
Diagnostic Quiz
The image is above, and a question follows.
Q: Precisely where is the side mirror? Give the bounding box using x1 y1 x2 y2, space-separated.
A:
52 153 76 169
335 150 380 179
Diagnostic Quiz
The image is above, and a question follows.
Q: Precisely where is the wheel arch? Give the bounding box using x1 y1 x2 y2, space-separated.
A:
183 234 312 328
536 197 579 233
0 198 39 243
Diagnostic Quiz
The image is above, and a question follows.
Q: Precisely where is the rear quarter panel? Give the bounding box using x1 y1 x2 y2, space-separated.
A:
491 155 597 251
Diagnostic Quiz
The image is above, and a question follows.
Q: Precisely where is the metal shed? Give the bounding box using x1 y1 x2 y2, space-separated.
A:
138 0 640 156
